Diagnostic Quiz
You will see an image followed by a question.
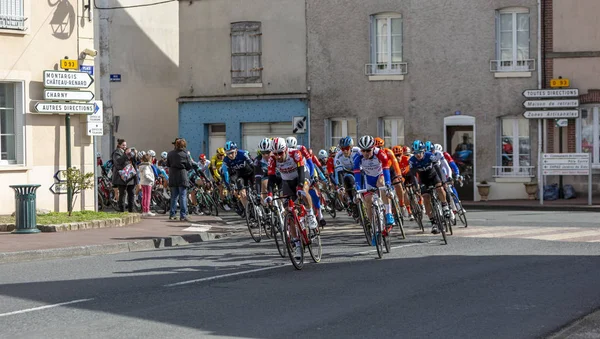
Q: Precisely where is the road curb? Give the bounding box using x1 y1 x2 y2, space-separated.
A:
547 307 600 338
0 231 231 264
461 203 600 212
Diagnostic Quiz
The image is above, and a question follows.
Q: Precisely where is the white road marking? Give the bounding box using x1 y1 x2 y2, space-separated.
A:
355 243 421 255
0 298 95 318
164 265 288 287
183 225 212 232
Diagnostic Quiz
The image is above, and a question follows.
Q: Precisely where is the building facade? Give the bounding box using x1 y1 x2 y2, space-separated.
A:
0 0 95 214
543 0 600 193
307 0 541 200
178 0 308 159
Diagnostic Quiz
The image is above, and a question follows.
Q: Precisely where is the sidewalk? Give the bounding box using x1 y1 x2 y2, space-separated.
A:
463 197 600 212
0 214 246 264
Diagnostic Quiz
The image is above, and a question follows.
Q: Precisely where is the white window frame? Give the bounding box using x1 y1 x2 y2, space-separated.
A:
0 0 25 30
325 118 357 148
0 81 25 166
366 13 406 76
378 117 405 147
495 117 533 177
231 21 263 85
577 106 600 168
492 7 533 73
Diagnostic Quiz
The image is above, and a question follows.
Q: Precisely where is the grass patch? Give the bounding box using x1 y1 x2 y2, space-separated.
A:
0 211 129 225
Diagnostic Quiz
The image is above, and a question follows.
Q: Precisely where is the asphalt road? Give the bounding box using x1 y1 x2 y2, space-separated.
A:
0 210 599 339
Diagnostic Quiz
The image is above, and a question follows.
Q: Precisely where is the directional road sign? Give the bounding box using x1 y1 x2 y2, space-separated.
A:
522 99 579 109
87 123 103 136
43 70 94 89
49 182 68 195
34 102 95 114
53 170 68 182
541 153 590 176
523 110 579 119
87 101 103 123
522 89 579 98
44 89 94 102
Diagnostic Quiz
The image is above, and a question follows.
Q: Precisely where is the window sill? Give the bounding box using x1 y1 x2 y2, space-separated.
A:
0 28 28 36
231 83 263 88
0 166 30 172
494 177 533 183
494 71 532 78
368 75 405 81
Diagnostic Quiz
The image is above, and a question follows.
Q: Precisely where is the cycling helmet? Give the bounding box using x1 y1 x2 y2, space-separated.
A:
424 141 433 152
434 143 443 153
358 135 375 150
224 141 237 152
285 137 298 149
339 136 354 148
96 152 101 157
318 149 328 159
412 140 425 152
258 138 272 152
199 154 206 161
374 137 384 148
402 146 411 155
216 147 225 156
138 151 146 159
161 151 167 159
392 145 403 156
148 150 156 157
329 146 339 154
272 137 287 152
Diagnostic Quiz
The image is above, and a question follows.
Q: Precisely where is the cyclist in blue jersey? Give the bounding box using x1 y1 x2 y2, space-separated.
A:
222 141 254 213
409 140 451 234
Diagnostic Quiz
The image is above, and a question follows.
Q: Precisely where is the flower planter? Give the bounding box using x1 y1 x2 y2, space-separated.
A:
523 182 538 200
477 184 491 201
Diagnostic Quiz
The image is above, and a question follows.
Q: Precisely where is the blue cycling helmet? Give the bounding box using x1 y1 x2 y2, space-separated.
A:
424 141 433 152
224 141 238 152
339 136 354 148
412 140 425 152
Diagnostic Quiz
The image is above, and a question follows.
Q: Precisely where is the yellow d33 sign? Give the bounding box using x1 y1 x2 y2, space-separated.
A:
60 59 78 70
550 78 570 88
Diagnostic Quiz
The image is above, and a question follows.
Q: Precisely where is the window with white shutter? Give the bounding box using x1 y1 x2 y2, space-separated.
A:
0 0 25 30
231 21 262 84
0 82 25 165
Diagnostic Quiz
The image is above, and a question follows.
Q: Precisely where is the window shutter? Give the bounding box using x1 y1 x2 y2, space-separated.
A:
494 11 500 60
14 81 24 165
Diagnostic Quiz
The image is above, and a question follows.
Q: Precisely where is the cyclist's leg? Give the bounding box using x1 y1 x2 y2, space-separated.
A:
363 175 379 221
342 173 355 203
237 176 248 208
282 179 298 239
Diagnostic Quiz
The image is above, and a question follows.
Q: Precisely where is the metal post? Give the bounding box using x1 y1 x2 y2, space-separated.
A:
66 113 73 213
538 119 543 205
93 136 98 212
589 153 592 206
558 126 563 198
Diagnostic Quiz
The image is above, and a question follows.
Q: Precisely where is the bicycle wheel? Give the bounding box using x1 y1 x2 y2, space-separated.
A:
272 208 286 258
357 201 372 245
97 193 105 211
391 197 406 240
307 228 322 263
260 205 272 239
284 212 304 270
433 201 448 245
245 202 262 242
373 206 384 258
334 194 345 211
452 193 468 227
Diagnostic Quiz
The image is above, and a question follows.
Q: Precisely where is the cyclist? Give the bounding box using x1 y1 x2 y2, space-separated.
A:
158 151 168 168
222 141 255 215
374 138 408 218
409 140 451 234
354 136 395 237
254 138 278 207
210 147 228 209
334 136 360 206
434 143 465 214
393 145 415 220
197 154 212 181
266 137 318 259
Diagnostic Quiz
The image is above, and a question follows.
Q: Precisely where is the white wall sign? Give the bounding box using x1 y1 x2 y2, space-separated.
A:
43 70 94 89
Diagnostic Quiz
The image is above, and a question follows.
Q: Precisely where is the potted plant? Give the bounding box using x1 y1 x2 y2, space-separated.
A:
477 180 491 201
523 179 538 200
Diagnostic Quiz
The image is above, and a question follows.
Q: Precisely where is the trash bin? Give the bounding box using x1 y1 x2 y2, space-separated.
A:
9 184 42 234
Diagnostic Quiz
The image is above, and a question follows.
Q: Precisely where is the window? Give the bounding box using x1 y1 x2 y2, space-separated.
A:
0 82 24 165
492 8 533 72
496 118 532 177
578 107 600 167
231 21 262 84
326 118 357 148
0 0 25 30
379 118 405 147
366 13 406 75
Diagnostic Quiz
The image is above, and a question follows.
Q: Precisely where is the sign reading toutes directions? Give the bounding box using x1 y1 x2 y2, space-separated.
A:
87 101 104 136
542 153 590 175
43 70 94 89
34 102 95 114
522 89 579 98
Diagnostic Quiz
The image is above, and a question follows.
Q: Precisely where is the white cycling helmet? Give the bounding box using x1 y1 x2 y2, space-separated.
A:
318 149 328 160
434 144 443 153
148 150 156 157
161 151 167 159
96 152 101 157
358 135 375 150
272 137 287 153
285 136 297 149
258 138 272 152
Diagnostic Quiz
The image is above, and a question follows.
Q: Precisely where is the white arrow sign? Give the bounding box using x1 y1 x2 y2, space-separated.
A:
44 89 94 101
34 102 95 114
87 101 103 123
43 70 94 89
522 89 579 98
522 110 579 119
523 99 579 108
87 123 103 136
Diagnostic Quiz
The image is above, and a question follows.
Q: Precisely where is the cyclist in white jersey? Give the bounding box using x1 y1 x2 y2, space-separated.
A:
334 136 361 204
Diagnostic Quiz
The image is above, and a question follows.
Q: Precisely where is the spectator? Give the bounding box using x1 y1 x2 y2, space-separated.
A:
112 138 136 212
166 138 193 221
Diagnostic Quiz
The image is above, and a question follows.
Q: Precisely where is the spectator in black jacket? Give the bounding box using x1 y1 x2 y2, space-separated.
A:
166 138 193 221
112 138 136 212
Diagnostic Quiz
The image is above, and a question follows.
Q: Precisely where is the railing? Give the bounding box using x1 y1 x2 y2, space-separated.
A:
493 166 535 178
0 15 26 30
490 59 535 72
365 62 408 76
